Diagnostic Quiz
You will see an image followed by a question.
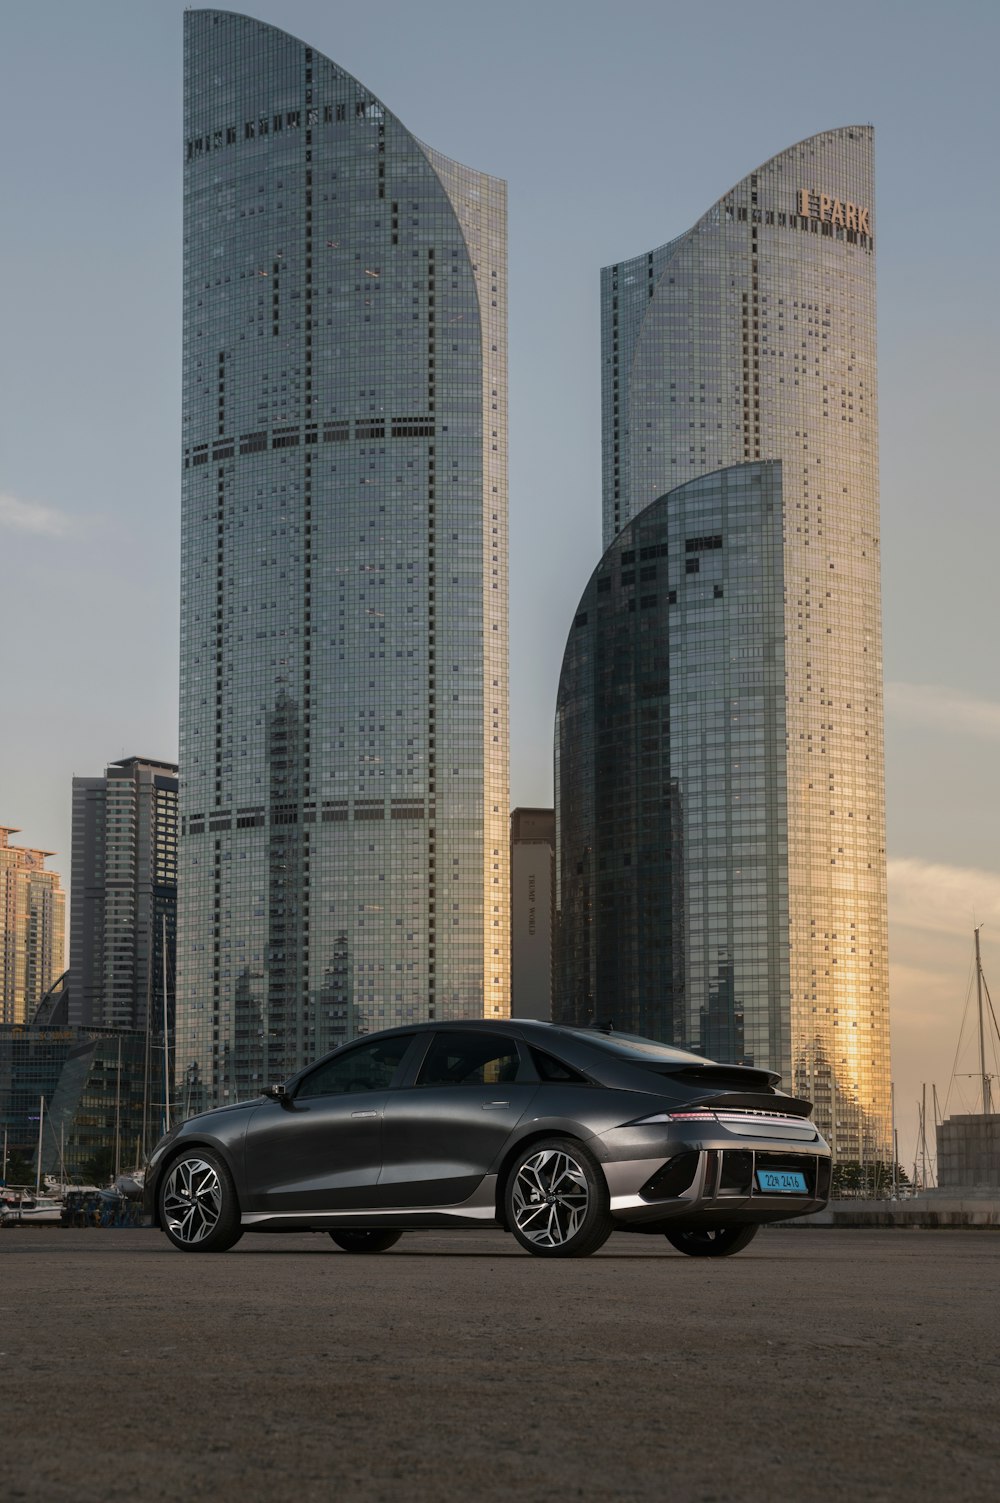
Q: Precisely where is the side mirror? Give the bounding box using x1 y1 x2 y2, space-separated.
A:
263 1082 292 1108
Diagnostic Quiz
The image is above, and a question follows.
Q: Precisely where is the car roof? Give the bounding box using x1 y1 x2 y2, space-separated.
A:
341 1016 712 1066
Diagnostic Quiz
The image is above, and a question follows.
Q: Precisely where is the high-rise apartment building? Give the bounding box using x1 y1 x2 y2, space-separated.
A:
69 757 179 1031
0 829 65 1025
178 12 508 1108
556 129 890 1162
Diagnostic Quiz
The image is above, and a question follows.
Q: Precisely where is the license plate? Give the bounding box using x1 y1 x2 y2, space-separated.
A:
756 1168 807 1194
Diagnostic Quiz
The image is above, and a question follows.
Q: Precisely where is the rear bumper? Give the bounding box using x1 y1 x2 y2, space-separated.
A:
597 1124 831 1229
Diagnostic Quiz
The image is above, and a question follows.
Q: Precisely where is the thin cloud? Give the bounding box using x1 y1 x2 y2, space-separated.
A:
888 961 967 1031
888 856 1000 939
0 491 76 538
886 682 1000 742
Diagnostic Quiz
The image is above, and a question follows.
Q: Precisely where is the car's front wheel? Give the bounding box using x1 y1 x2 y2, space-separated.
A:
328 1229 402 1253
664 1224 759 1257
159 1149 243 1253
505 1138 613 1258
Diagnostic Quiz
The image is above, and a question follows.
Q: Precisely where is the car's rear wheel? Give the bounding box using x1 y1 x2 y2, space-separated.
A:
328 1229 402 1253
505 1138 613 1258
664 1224 759 1257
159 1149 243 1253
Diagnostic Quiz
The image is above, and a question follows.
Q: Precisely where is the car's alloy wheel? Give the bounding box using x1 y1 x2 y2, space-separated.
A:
160 1149 243 1253
328 1229 403 1254
506 1138 613 1258
664 1224 759 1257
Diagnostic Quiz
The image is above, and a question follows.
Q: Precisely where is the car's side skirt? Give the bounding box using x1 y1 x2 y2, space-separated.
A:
240 1174 499 1231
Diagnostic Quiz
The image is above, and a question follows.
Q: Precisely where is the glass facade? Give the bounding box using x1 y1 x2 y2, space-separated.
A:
559 129 889 1162
556 464 788 1070
178 12 509 1112
0 1025 149 1179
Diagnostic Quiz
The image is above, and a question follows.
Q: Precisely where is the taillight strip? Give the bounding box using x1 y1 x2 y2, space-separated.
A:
666 1109 811 1127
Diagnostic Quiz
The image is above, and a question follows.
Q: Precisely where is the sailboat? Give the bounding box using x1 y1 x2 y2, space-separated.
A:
0 1098 64 1225
934 928 1000 1191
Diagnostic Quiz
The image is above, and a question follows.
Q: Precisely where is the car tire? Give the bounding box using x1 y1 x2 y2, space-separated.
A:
159 1148 243 1253
664 1224 760 1257
328 1229 403 1253
505 1137 613 1258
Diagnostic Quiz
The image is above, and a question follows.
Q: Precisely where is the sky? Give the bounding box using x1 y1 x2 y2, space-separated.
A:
2 0 999 1175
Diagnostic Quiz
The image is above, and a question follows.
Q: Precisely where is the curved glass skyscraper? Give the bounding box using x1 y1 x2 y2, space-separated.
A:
557 129 889 1162
178 12 508 1111
557 463 788 1063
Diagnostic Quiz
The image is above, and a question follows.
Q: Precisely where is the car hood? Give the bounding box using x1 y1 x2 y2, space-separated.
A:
182 1097 264 1129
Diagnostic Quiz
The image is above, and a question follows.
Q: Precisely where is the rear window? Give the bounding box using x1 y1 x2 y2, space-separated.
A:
559 1029 707 1067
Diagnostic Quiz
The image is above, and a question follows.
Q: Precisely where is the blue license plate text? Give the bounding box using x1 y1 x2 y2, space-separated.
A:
756 1168 807 1194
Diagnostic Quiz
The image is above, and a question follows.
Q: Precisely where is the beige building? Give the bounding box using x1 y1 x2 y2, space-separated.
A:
0 828 65 1025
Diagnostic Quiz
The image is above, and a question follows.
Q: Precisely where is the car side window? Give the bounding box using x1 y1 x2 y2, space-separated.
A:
416 1031 521 1087
296 1035 415 1099
529 1047 590 1084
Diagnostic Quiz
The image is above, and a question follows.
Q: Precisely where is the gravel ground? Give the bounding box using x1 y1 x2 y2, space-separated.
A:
3 1225 998 1502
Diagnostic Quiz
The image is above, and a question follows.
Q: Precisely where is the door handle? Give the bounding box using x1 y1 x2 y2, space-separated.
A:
351 1110 379 1119
482 1101 510 1110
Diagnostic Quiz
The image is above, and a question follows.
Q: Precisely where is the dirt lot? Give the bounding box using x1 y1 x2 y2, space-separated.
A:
3 1225 998 1501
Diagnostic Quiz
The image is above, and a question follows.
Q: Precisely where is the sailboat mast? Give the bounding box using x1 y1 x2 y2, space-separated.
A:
893 1126 900 1197
114 1036 122 1179
975 927 992 1115
142 932 153 1160
36 1095 45 1193
162 913 171 1134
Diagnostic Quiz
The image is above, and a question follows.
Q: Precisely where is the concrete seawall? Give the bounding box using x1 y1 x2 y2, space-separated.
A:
782 1195 1000 1228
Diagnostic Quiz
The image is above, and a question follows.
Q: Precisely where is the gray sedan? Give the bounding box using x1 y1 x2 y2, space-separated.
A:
145 1020 830 1258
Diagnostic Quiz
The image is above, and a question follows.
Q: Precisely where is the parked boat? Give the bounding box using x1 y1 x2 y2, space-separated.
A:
0 1193 64 1227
